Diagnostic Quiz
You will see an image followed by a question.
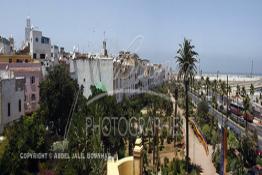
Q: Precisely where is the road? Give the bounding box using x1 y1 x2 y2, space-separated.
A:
170 93 217 175
190 92 262 150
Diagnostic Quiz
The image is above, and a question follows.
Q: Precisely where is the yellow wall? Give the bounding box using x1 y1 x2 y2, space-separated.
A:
107 157 134 175
118 158 133 175
0 55 32 63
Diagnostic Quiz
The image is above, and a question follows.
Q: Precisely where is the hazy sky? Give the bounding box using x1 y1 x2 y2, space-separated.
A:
1 0 262 74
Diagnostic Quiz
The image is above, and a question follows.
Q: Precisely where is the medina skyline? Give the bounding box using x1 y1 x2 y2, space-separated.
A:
1 0 262 74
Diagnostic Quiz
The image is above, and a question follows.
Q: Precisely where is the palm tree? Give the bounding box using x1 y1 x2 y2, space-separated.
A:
197 80 201 96
205 76 210 97
212 79 217 94
243 95 250 132
200 76 205 96
176 38 198 173
241 86 246 98
250 83 255 97
236 84 241 96
228 85 232 97
211 79 218 105
235 84 241 115
220 81 227 107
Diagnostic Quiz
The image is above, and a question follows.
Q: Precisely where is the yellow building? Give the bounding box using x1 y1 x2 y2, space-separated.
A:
0 54 32 63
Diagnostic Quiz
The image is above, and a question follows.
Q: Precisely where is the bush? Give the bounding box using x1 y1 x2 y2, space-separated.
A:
197 100 209 122
202 124 211 143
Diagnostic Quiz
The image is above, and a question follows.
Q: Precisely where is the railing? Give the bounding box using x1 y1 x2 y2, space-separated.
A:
189 119 209 155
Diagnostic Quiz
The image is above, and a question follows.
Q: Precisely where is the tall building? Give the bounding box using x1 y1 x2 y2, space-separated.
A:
0 70 25 133
24 17 51 60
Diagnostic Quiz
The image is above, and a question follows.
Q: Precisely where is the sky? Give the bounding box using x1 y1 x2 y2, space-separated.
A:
1 0 262 74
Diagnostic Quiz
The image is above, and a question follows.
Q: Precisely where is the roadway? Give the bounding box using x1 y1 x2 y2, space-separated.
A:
189 92 262 150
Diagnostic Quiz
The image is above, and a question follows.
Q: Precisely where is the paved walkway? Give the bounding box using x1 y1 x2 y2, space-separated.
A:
170 93 217 175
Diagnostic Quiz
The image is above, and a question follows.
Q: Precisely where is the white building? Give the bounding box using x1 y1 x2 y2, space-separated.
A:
0 36 14 55
0 70 25 133
24 17 51 60
113 51 168 102
70 41 113 98
51 45 60 65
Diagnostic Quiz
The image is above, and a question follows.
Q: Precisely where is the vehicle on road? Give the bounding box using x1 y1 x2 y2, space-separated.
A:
229 102 254 123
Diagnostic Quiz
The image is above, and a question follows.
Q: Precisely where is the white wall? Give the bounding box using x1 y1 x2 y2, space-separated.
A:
71 57 113 98
30 30 51 59
0 78 25 133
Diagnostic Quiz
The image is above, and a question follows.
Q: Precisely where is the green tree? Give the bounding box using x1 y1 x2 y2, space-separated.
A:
250 83 255 96
228 131 239 150
176 38 198 172
0 114 47 175
239 136 257 167
241 86 246 98
228 85 231 97
40 64 78 136
205 76 210 97
197 100 209 122
219 81 227 106
243 95 250 131
212 80 217 95
236 84 241 97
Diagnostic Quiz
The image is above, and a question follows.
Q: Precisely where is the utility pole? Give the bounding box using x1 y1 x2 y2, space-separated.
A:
174 86 178 156
250 59 254 78
220 75 228 175
185 79 190 174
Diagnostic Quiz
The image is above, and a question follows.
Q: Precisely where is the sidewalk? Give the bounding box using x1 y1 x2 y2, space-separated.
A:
170 93 217 175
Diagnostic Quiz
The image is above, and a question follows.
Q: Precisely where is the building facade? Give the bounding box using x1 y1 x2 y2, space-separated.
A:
0 70 25 133
0 55 31 63
70 41 113 99
51 45 60 65
0 36 14 55
24 17 52 60
0 55 42 114
113 51 168 102
70 53 113 98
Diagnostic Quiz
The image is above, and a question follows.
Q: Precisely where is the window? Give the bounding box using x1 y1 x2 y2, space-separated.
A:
35 37 38 42
33 53 37 59
40 54 45 59
51 53 53 57
8 103 11 117
31 94 36 101
41 37 50 44
19 99 21 112
31 76 35 84
9 58 12 63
